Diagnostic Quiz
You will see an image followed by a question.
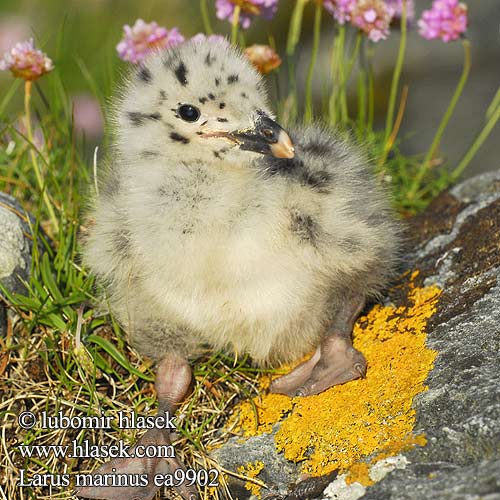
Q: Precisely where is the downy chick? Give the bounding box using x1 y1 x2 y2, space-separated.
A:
79 39 400 500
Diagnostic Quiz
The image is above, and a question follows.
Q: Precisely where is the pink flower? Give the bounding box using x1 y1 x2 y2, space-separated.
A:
0 38 53 81
418 0 467 42
190 33 227 44
215 0 279 29
323 0 356 25
72 94 104 140
351 0 395 42
385 0 415 23
116 19 185 63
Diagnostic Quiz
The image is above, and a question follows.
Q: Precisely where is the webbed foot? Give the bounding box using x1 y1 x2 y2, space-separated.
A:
270 292 366 397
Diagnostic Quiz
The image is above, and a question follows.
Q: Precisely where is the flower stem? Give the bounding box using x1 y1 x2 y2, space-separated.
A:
384 0 407 146
200 0 213 35
379 85 409 166
451 96 500 181
304 2 322 123
409 38 471 198
486 85 500 120
328 29 339 125
24 80 59 234
367 61 375 131
357 37 368 134
286 0 308 57
231 5 241 45
337 26 348 123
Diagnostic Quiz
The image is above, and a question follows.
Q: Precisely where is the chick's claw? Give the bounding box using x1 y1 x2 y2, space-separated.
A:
270 334 367 397
271 293 367 397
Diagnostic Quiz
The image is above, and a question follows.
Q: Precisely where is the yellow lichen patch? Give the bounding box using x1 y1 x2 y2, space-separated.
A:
346 462 374 486
236 392 293 435
237 461 265 498
232 280 441 477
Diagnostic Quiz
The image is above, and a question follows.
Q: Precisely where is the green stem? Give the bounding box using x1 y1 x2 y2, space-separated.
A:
328 29 339 125
24 80 59 234
231 5 240 45
337 26 348 123
367 62 375 132
345 32 362 81
409 38 471 198
384 0 407 145
286 0 308 123
200 0 213 35
357 38 368 134
357 68 366 134
286 0 308 57
451 97 500 180
486 85 500 120
304 2 322 123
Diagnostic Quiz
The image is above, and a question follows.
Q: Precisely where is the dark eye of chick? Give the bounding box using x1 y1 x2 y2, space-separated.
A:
178 104 201 122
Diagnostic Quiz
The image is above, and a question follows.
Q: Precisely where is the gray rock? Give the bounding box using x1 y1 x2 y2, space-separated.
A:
212 171 500 500
358 170 500 500
0 192 41 336
213 428 300 499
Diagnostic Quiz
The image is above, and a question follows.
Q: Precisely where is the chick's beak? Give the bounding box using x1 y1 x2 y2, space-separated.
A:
228 114 295 159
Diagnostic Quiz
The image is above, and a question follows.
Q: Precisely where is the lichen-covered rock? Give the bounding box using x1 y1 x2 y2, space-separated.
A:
212 171 500 500
358 171 500 500
0 192 39 337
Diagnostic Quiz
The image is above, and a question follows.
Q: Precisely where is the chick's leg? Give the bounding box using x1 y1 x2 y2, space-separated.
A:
76 354 197 500
270 293 366 397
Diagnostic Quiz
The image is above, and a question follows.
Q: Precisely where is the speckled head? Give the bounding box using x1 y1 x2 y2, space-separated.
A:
114 39 294 166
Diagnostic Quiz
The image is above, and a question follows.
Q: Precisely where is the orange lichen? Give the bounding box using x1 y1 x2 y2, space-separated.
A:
237 460 265 497
232 277 441 478
346 462 374 486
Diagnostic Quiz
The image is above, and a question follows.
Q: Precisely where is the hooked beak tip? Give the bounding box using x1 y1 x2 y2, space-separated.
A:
270 129 295 159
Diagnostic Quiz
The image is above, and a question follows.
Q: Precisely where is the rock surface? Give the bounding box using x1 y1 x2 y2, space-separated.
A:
0 192 39 337
212 171 500 500
357 170 500 500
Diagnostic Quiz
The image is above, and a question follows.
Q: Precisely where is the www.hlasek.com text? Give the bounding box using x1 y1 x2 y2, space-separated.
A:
19 439 175 459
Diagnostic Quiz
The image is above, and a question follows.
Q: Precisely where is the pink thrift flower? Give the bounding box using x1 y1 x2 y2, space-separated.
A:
0 38 53 81
385 0 415 22
72 94 104 140
351 0 395 42
116 19 185 64
215 0 279 29
323 0 356 25
418 0 467 42
190 33 227 44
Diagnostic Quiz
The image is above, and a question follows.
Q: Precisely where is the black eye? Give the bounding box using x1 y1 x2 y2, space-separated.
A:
178 104 200 122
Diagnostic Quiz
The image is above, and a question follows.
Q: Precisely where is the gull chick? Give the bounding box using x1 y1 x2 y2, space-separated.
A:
79 39 400 500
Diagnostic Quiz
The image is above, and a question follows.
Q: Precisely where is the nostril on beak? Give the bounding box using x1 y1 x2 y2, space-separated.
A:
261 128 275 141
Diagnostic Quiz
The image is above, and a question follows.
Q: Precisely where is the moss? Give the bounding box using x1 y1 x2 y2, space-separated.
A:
232 274 441 478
